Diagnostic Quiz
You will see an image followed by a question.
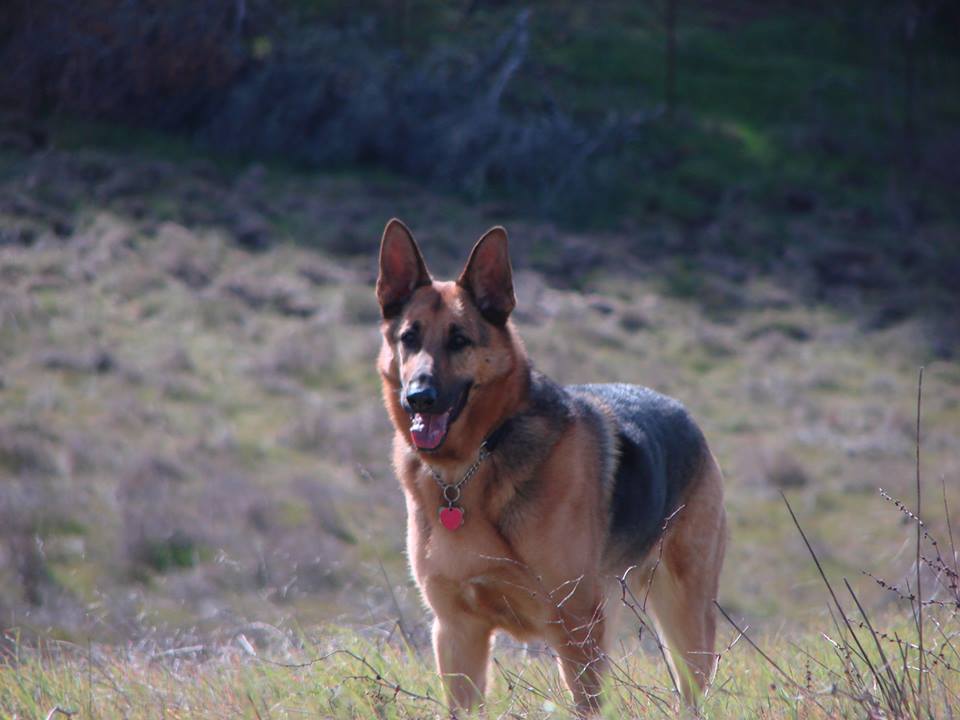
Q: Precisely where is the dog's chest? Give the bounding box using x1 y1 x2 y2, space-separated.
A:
422 555 554 639
407 512 555 637
459 572 550 638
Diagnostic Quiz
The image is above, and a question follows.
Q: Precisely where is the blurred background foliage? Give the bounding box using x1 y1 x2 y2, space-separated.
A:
3 0 959 229
4 0 959 324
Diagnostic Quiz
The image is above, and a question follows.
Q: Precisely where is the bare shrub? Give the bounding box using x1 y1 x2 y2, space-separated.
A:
618 309 650 334
0 426 86 616
281 396 388 466
8 533 49 607
118 455 199 573
1 0 242 127
202 11 651 216
280 398 335 455
257 327 336 385
156 223 225 290
0 424 65 477
0 286 47 340
338 286 382 325
238 479 353 600
3 4 659 221
221 271 318 318
765 450 810 489
38 347 116 375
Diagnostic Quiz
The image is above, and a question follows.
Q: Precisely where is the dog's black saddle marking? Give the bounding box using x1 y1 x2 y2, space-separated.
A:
569 383 707 561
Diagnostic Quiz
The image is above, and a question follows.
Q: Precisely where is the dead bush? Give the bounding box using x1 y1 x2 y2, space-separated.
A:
765 450 810 489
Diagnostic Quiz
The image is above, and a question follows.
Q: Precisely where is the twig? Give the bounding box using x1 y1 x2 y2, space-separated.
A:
916 366 925 704
715 603 837 716
787 640 845 685
781 492 879 688
843 578 905 714
257 649 445 708
44 708 76 720
642 505 685 612
616 506 689 704
896 631 919 706
713 602 799 689
148 644 205 662
601 653 675 718
619 571 681 701
86 637 92 719
377 558 420 660
246 692 264 720
929 616 960 670
491 658 558 705
485 10 529 110
943 474 960 586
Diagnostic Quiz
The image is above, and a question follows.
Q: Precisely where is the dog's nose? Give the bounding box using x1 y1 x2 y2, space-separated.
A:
406 384 438 413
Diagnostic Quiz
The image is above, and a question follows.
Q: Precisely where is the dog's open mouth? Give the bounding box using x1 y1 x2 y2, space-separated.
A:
409 387 469 451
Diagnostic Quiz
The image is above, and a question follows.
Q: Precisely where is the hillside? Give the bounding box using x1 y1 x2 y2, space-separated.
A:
1 133 958 651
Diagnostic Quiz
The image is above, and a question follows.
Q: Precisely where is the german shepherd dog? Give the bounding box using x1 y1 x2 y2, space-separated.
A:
376 219 726 715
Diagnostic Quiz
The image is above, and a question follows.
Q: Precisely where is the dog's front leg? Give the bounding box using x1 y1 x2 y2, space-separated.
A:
555 642 606 717
433 615 494 712
549 605 608 717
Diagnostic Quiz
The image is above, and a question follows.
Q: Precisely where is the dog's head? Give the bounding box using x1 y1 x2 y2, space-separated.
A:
376 219 524 456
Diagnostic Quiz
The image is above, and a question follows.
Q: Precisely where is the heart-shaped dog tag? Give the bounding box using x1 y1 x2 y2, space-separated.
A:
439 506 464 531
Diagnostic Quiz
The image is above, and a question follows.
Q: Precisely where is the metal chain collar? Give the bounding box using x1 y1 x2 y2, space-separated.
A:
427 442 490 506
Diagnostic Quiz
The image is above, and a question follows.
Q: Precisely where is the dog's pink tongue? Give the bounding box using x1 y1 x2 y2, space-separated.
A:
410 411 450 450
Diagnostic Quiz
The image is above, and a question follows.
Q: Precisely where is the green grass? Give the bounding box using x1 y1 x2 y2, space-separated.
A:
2 604 956 719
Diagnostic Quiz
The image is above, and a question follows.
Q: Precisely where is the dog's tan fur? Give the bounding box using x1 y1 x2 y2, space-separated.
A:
376 219 726 715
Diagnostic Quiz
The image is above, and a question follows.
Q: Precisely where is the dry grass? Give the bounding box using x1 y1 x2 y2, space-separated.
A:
0 141 957 701
2 548 956 719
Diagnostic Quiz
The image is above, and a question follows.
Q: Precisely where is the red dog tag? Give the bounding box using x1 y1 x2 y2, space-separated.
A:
439 506 464 531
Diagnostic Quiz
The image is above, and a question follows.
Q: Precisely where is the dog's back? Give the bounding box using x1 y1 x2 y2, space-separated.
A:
569 383 708 565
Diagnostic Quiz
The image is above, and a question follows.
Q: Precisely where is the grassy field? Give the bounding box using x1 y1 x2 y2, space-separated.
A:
2 600 958 718
0 2 958 711
0 128 958 714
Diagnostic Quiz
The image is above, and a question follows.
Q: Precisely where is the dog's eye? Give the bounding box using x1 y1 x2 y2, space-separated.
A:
399 328 419 349
448 333 472 352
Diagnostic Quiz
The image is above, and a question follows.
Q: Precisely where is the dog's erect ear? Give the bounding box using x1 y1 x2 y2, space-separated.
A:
377 219 432 319
457 226 515 326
